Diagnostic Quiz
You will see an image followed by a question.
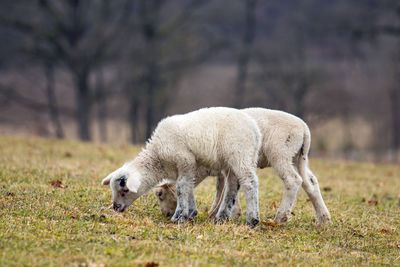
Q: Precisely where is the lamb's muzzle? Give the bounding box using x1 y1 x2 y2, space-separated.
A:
113 202 125 212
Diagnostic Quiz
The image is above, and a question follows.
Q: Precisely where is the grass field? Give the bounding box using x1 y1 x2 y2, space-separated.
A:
0 136 399 266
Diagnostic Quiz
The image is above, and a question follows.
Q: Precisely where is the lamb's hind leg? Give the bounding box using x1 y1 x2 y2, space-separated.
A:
273 162 303 224
302 169 331 224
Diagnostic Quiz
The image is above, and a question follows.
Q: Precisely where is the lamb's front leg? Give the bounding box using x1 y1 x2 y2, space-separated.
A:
236 169 260 228
188 185 198 220
171 176 197 223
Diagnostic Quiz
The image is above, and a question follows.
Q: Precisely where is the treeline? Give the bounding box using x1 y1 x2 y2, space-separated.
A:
0 0 399 157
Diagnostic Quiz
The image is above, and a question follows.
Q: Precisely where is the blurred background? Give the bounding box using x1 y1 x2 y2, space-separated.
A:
0 0 399 162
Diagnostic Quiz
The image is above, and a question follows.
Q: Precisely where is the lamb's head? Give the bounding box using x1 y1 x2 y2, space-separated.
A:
101 163 142 212
154 182 177 217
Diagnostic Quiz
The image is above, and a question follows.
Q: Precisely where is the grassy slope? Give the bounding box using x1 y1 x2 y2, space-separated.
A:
0 136 399 266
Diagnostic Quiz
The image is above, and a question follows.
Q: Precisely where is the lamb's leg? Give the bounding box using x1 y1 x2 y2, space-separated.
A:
171 181 184 223
273 163 303 224
231 193 242 220
233 169 260 228
302 169 331 224
171 176 196 223
208 173 225 218
188 183 198 220
215 171 240 222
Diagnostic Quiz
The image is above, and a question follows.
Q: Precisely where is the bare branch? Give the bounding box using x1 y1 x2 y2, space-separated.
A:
0 86 75 117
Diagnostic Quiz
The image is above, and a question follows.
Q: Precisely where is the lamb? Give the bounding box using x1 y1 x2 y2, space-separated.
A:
154 108 331 225
101 107 262 227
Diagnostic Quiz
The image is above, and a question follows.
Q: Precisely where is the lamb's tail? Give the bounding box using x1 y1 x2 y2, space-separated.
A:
297 126 314 193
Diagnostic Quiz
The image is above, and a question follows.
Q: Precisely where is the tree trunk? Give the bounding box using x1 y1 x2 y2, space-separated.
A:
389 87 400 156
74 69 91 141
145 61 158 140
140 0 161 140
129 96 139 144
95 68 107 142
234 0 257 108
293 78 308 118
44 62 64 139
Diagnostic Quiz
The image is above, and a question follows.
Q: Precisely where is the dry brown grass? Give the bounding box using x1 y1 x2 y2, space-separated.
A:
0 136 399 266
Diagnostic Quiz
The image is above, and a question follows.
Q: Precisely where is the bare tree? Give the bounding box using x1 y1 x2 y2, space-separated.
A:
350 0 400 155
234 0 257 108
0 0 130 140
44 61 64 138
94 67 107 142
138 0 163 140
122 0 220 142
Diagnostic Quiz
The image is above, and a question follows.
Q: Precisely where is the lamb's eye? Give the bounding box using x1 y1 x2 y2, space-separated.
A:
122 189 129 193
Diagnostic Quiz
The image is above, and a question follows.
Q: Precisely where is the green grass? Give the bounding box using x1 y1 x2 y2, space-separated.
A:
0 136 399 266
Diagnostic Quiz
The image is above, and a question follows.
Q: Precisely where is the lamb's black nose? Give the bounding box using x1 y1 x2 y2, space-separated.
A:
113 202 121 211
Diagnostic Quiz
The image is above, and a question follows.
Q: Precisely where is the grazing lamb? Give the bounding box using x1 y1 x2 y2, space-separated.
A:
102 107 262 227
154 108 331 225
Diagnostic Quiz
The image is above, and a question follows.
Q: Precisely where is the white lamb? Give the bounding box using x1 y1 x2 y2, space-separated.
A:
101 107 262 227
155 108 331 225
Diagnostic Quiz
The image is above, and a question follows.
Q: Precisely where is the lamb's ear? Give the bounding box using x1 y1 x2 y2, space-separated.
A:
102 174 113 186
127 174 141 193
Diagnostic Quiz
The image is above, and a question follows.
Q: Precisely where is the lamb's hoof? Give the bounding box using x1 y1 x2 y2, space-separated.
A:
317 214 332 225
231 207 242 221
188 209 198 220
171 209 183 223
246 217 260 228
214 211 230 224
274 212 290 224
171 214 189 224
231 211 241 221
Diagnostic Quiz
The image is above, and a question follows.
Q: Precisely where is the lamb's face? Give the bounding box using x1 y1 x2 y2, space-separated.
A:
109 175 135 212
154 183 177 217
102 164 142 212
